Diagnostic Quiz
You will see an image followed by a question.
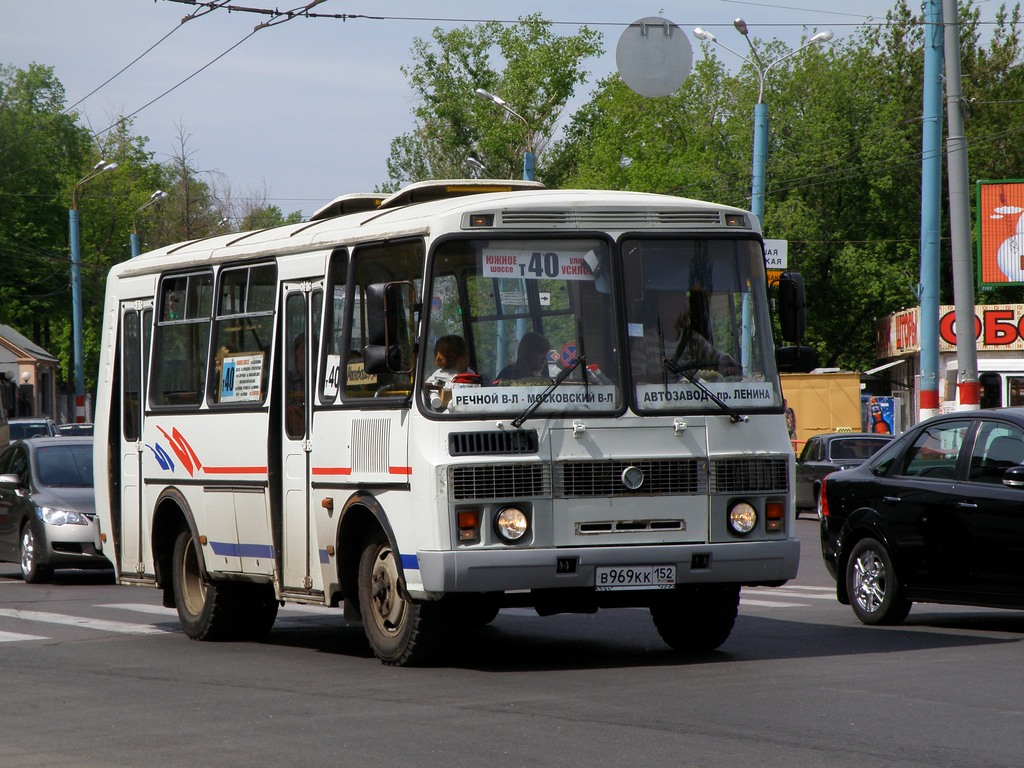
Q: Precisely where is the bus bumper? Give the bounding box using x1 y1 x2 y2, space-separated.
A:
413 538 799 594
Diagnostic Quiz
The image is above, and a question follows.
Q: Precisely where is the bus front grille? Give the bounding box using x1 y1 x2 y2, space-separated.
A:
450 464 551 500
449 430 539 456
555 459 705 497
711 458 788 493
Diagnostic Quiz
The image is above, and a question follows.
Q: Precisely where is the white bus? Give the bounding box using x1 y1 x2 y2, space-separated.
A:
93 180 799 665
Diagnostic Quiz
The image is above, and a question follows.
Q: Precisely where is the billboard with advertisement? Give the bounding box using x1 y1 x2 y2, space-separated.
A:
877 304 1024 357
978 180 1024 285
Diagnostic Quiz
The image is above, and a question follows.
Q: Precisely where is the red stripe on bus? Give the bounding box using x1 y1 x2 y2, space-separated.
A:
202 466 268 474
389 466 412 475
311 467 353 476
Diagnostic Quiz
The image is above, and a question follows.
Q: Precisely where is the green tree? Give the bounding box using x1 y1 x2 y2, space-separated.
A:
547 0 1024 371
385 14 602 188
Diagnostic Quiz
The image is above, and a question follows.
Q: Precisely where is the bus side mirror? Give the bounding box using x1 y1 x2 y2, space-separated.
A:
776 345 819 373
364 281 416 374
778 271 806 343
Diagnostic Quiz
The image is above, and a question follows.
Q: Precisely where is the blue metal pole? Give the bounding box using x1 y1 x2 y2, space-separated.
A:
750 101 769 225
69 207 85 400
131 231 141 258
523 150 535 182
918 0 944 420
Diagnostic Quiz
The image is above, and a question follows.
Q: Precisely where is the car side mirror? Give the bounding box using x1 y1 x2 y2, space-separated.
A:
0 473 21 489
1002 465 1024 488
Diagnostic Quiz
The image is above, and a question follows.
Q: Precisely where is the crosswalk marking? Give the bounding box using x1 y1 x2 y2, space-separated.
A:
0 608 168 635
741 598 809 608
0 629 48 642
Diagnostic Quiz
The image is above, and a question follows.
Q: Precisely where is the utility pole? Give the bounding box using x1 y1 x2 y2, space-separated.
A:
943 0 979 410
918 0 944 421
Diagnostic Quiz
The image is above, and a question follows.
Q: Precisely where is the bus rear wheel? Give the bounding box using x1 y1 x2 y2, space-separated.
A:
172 529 236 641
357 532 443 666
650 584 740 653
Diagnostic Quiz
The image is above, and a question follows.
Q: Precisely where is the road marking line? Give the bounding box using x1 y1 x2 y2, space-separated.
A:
0 608 168 635
0 630 48 642
746 590 834 600
96 603 176 616
740 598 808 608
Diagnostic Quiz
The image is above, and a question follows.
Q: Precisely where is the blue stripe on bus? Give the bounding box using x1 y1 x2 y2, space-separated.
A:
209 541 275 559
400 553 419 571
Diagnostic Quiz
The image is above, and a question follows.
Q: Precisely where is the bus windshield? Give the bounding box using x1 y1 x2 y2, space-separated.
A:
624 237 781 413
424 236 620 416
423 234 781 417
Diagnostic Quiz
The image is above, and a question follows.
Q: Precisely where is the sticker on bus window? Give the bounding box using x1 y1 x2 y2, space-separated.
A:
220 353 264 403
481 248 596 282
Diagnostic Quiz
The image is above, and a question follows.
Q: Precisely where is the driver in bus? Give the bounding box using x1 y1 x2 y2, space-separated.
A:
495 332 551 382
632 291 738 382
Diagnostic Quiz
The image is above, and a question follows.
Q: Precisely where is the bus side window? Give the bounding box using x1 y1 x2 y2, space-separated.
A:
150 271 213 408
345 240 424 400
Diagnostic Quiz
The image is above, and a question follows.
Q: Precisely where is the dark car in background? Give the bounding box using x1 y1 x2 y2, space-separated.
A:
820 408 1024 626
0 437 110 582
57 422 94 436
8 418 59 440
795 432 894 516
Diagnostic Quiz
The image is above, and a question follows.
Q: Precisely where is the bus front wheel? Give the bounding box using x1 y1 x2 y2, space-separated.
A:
357 531 443 666
650 584 740 653
172 529 236 641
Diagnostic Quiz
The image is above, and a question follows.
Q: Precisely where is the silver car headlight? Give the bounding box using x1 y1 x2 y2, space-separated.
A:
494 506 529 542
37 507 89 526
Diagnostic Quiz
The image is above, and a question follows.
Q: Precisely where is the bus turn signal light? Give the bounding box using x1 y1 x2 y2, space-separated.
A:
457 509 480 542
765 501 784 532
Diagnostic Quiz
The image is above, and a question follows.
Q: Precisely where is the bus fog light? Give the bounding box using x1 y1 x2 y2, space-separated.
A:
728 502 757 535
494 506 528 542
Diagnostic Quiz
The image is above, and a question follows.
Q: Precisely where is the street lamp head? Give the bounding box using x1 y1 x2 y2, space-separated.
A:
100 161 118 173
733 18 749 36
692 27 716 42
151 190 169 203
810 30 834 44
474 87 507 107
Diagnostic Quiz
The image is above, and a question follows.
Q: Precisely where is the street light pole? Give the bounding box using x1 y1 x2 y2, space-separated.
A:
69 159 118 420
693 21 832 225
131 190 168 257
474 88 535 181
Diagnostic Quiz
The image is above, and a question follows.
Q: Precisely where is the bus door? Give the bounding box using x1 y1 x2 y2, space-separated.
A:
280 281 322 592
118 300 152 578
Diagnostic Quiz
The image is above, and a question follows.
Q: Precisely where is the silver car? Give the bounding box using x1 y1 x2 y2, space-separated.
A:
0 437 111 582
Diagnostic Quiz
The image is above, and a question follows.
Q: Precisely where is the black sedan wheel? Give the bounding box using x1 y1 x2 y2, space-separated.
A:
845 537 911 625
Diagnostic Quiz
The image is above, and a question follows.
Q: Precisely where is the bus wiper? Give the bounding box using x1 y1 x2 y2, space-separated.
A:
511 355 584 429
663 357 747 424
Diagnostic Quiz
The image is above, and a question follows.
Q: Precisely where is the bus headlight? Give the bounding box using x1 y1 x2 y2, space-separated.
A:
494 506 528 542
728 502 757 535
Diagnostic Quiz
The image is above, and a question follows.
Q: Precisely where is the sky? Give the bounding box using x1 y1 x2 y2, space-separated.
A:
4 1 942 219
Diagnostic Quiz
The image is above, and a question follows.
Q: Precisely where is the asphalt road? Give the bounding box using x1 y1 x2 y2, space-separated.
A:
0 519 1022 768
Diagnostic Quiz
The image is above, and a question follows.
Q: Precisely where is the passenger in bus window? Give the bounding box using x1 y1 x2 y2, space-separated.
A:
426 335 474 387
425 335 476 409
495 332 551 382
633 291 738 382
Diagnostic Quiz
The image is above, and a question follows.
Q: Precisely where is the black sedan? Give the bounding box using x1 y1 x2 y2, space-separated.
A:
820 408 1024 625
796 432 894 516
0 437 110 582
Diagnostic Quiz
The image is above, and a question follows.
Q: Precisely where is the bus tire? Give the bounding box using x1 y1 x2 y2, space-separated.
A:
234 583 280 641
650 584 739 653
357 531 443 666
172 529 235 641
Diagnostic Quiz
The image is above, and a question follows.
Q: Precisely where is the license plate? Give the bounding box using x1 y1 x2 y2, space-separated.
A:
595 565 676 591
